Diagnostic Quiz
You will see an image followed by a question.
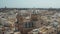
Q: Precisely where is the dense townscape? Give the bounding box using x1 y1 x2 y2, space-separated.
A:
0 8 60 34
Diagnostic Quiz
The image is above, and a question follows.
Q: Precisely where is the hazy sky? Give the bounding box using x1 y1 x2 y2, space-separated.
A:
0 0 60 8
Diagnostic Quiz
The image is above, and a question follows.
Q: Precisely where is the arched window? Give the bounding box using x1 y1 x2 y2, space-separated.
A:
24 21 35 28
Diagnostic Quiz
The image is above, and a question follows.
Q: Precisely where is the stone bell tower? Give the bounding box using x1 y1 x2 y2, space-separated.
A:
16 11 24 34
31 8 39 21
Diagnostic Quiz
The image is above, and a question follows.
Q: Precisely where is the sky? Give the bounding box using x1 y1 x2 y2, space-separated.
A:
0 0 60 8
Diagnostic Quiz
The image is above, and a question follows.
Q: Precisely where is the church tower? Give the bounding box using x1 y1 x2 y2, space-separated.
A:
31 8 39 21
